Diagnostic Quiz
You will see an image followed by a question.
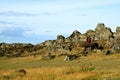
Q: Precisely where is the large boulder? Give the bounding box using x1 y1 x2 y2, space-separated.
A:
95 23 113 41
69 30 81 43
55 35 65 49
95 23 105 30
111 38 120 52
57 35 65 43
113 26 120 38
69 30 81 38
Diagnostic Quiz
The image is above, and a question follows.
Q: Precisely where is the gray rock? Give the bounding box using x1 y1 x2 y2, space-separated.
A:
114 26 120 38
95 23 113 41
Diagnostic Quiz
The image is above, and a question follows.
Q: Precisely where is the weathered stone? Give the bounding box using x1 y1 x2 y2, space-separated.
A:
79 34 86 41
85 29 96 41
57 35 65 40
69 30 81 43
107 37 120 53
1 23 120 57
69 30 81 38
64 54 79 61
114 26 120 38
56 35 65 49
95 23 105 30
116 26 120 34
103 50 111 55
95 23 113 41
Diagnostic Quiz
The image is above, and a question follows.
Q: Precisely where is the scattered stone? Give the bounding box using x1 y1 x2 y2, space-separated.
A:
64 54 79 61
104 50 111 55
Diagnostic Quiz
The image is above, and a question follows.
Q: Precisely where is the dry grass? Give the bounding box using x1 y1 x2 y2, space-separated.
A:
0 53 120 80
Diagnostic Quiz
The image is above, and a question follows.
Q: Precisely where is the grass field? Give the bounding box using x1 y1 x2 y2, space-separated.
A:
0 53 120 80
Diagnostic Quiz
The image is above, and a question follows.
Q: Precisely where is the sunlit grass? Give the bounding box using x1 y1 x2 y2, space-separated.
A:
0 53 120 80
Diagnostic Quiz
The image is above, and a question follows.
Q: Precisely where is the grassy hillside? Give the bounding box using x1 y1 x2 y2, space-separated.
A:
0 53 120 80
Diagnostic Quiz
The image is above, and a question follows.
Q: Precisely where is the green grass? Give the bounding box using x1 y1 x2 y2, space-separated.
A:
0 53 120 80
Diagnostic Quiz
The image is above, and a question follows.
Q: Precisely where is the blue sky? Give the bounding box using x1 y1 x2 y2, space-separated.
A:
0 0 120 44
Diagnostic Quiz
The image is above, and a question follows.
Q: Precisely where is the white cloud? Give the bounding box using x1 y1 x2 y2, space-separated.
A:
0 11 55 17
0 23 13 33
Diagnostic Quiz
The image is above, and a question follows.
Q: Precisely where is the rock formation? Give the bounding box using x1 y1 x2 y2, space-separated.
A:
95 23 113 41
0 23 120 57
114 26 120 38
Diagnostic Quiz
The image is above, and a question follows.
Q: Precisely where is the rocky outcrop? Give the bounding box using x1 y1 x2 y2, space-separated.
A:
85 29 96 41
113 26 120 38
95 23 113 41
0 23 120 57
108 37 120 52
55 35 65 49
0 43 35 57
69 30 81 43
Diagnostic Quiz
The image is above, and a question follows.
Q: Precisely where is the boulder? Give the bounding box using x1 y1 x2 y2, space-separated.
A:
79 34 86 41
95 23 113 41
57 35 65 40
56 35 65 49
69 30 81 43
113 26 120 38
69 30 81 38
111 38 120 52
95 23 105 30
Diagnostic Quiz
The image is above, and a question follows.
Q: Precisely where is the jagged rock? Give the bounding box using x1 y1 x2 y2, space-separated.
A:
44 40 53 46
65 37 71 42
79 34 86 41
57 35 65 40
113 26 120 38
57 35 65 44
86 29 96 36
85 29 96 41
95 23 105 30
1 23 120 57
111 38 120 52
69 30 81 38
43 40 55 52
56 35 65 49
116 26 120 34
69 30 81 43
95 23 113 41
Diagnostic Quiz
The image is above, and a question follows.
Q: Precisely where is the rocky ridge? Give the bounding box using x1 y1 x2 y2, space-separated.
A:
0 23 120 57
